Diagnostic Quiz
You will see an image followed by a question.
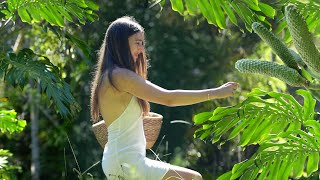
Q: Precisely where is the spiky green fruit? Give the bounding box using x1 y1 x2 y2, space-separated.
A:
252 22 299 70
235 59 307 87
285 4 320 75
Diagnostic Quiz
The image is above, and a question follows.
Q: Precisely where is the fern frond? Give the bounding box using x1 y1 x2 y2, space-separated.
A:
0 48 80 117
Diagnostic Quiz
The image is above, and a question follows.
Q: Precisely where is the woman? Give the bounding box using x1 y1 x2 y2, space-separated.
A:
90 16 239 180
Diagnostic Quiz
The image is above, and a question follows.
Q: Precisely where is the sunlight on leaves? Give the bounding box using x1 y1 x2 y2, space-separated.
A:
0 110 26 134
0 49 80 117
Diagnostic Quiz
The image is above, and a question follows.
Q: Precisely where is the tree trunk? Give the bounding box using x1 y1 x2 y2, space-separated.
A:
29 83 40 180
13 29 41 180
237 134 242 162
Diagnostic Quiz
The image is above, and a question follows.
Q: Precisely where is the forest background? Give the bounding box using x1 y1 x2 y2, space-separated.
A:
0 0 319 179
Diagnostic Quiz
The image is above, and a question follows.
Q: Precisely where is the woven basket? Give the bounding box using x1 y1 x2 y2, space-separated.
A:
92 112 163 149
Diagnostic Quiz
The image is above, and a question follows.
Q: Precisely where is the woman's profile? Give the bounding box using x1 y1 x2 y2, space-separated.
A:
90 16 239 180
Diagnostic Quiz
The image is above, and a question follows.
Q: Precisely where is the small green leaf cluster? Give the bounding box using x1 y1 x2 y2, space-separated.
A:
0 110 25 179
194 88 320 179
0 149 21 179
0 109 26 134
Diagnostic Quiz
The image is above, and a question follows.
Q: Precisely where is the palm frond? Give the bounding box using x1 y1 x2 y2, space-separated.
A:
1 0 99 27
168 0 275 31
194 88 311 146
166 0 320 35
0 48 80 117
194 88 320 179
217 129 320 180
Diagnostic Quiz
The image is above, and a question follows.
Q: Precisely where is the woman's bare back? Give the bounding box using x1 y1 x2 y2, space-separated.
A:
98 75 133 127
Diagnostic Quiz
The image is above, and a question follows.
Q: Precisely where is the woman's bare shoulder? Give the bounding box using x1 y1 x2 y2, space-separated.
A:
100 67 140 94
111 67 141 85
112 67 136 78
100 68 133 86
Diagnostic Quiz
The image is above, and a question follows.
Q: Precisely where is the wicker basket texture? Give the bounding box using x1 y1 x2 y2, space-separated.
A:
92 112 163 149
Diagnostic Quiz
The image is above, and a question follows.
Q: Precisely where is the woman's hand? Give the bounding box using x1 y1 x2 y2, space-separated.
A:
213 82 240 99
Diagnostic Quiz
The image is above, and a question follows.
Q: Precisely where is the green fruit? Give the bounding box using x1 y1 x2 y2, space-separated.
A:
235 59 307 87
285 4 320 75
252 22 299 71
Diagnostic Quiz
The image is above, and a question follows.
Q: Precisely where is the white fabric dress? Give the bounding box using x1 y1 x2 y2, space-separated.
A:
101 96 170 179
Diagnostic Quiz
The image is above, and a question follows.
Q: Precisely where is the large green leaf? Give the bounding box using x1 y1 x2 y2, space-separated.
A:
198 0 217 26
184 0 197 16
193 111 212 125
194 89 310 146
258 2 275 18
168 0 276 31
305 120 320 138
220 0 237 26
1 0 99 27
296 89 316 120
17 6 31 22
194 88 320 179
209 0 226 29
0 49 80 117
167 0 320 35
219 129 320 179
169 0 184 15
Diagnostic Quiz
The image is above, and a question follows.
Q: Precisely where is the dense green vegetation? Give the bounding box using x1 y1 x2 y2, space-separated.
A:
0 0 319 179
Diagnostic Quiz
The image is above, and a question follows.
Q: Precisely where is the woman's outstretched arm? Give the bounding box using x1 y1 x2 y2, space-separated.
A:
111 68 239 106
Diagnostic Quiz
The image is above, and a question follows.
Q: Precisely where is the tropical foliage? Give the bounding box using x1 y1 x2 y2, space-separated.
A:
0 0 98 179
235 4 320 92
0 109 26 134
194 88 320 179
0 49 79 117
191 2 320 180
0 109 26 179
1 0 99 26
168 0 275 31
167 0 320 40
1 0 320 179
0 0 98 117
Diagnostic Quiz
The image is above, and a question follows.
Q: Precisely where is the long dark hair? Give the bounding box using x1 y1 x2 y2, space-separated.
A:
91 16 150 122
